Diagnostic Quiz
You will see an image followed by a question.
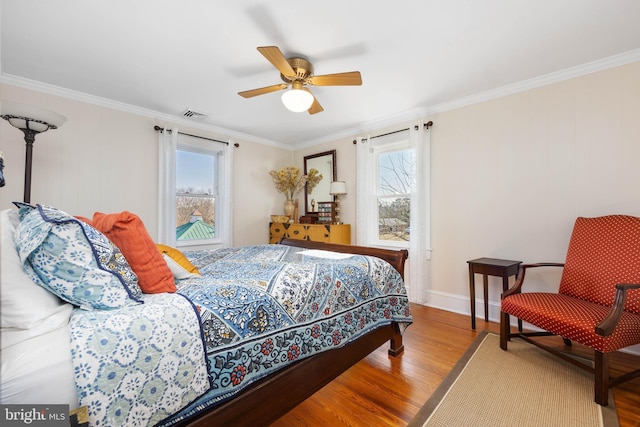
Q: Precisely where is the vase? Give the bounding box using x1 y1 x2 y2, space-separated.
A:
284 199 295 218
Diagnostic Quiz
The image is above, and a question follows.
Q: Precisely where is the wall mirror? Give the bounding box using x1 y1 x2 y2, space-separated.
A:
303 150 336 214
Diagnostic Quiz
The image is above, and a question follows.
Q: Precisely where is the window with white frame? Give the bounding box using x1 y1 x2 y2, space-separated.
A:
175 145 219 243
158 129 232 249
375 142 414 246
357 122 431 303
358 130 415 249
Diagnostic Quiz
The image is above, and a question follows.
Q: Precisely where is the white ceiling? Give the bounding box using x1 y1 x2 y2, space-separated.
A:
2 1 640 148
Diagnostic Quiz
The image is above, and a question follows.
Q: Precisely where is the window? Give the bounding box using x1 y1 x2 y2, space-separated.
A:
356 122 431 303
372 139 414 247
158 128 232 249
356 124 429 251
175 148 218 243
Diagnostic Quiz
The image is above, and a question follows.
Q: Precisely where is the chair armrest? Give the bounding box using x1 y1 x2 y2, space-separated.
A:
595 283 640 336
501 263 565 299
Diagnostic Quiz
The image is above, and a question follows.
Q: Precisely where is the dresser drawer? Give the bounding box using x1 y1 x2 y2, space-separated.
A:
269 223 350 245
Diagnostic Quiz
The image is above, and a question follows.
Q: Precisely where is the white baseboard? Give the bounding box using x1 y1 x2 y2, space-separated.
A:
423 290 640 356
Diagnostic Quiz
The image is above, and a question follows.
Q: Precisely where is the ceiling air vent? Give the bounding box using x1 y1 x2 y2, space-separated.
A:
181 109 209 120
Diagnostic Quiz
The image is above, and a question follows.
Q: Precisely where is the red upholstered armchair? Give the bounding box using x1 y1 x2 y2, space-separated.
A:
500 215 640 406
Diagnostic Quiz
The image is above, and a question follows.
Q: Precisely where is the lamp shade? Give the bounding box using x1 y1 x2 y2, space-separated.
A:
1 100 67 204
1 101 67 132
329 181 347 195
281 88 314 112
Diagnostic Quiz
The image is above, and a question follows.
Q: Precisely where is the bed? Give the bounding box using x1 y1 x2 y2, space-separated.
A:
1 204 411 427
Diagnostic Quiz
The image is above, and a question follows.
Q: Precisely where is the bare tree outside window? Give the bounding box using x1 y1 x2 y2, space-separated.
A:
377 148 414 242
176 150 217 241
176 193 215 225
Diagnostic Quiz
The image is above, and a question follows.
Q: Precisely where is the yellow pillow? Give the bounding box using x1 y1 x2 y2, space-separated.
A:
156 244 201 275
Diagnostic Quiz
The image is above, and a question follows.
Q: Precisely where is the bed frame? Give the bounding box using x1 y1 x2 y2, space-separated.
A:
182 239 409 426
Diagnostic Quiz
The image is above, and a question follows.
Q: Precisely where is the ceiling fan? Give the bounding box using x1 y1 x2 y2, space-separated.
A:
238 46 362 114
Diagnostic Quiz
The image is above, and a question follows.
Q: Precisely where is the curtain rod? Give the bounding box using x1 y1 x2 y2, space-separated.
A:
352 121 433 144
153 125 239 147
370 127 409 140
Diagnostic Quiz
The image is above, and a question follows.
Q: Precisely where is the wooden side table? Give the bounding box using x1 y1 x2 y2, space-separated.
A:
467 257 522 329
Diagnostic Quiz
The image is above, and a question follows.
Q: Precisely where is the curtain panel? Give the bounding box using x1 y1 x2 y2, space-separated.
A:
355 122 431 304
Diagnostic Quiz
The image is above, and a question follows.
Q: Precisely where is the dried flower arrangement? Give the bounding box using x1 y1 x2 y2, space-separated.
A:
269 166 323 201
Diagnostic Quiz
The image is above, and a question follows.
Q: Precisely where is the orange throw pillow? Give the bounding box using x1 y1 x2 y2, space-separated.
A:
91 211 176 293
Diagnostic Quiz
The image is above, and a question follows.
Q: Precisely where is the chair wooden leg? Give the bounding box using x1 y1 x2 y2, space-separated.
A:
594 351 609 406
500 311 510 350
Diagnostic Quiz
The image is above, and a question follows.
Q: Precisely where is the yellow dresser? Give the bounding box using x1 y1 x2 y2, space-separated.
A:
269 223 351 244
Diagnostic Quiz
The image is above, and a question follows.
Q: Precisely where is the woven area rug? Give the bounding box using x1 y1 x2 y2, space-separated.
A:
407 331 618 427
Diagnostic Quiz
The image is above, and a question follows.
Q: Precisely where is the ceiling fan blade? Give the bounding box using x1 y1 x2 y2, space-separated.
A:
308 71 362 86
238 83 288 98
304 89 324 114
257 46 296 77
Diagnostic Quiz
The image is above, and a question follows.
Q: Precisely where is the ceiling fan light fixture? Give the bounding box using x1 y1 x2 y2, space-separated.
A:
240 46 360 114
281 87 314 113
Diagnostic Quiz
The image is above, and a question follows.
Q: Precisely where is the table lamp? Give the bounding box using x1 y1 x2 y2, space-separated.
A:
329 181 347 224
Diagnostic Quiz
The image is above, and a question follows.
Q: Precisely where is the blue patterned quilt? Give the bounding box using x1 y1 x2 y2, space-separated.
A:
69 293 211 427
70 244 412 427
160 244 412 426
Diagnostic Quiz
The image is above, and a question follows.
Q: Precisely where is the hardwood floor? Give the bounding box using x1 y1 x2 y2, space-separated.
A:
272 303 640 427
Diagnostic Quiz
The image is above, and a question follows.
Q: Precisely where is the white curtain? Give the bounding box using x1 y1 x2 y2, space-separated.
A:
355 123 431 304
408 122 431 304
157 127 177 246
218 139 234 248
355 135 373 246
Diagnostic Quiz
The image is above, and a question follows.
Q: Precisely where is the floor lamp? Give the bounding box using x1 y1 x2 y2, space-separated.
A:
1 101 66 203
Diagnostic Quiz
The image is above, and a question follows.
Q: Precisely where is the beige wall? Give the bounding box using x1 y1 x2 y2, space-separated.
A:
2 60 639 326
293 136 357 238
0 84 291 246
302 61 640 322
237 141 293 246
427 61 640 318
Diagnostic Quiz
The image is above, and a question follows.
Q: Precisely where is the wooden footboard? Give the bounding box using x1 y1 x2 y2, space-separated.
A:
278 238 409 280
184 322 402 426
182 240 409 427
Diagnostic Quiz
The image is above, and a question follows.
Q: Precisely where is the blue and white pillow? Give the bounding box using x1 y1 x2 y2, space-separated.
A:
14 204 143 310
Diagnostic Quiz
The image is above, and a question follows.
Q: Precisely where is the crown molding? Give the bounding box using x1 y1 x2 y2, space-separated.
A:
425 48 640 115
0 73 290 150
292 48 640 149
3 48 639 152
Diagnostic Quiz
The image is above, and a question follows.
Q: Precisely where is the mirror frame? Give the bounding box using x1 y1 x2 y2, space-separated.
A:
303 150 337 215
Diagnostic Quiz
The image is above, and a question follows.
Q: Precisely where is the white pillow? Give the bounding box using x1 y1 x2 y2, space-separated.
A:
162 253 201 280
1 308 72 350
0 208 72 331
